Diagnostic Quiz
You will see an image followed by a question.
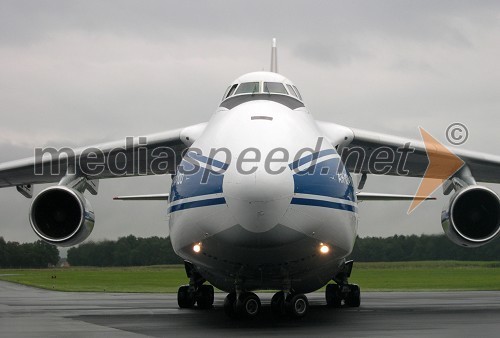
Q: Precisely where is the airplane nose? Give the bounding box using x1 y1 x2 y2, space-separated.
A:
223 164 294 233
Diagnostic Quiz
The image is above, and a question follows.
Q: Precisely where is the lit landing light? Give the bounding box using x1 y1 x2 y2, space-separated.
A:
193 243 202 253
319 243 330 254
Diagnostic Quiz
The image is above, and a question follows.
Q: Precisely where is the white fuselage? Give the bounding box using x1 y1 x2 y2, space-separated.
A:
168 94 358 293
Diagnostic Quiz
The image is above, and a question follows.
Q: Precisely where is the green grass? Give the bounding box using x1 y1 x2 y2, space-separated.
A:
0 265 185 293
349 261 500 291
0 261 499 293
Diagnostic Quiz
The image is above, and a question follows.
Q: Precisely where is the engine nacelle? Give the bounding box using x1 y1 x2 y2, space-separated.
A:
29 186 95 247
441 185 500 247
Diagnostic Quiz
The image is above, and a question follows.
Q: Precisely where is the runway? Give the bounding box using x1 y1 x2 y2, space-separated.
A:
1 281 500 337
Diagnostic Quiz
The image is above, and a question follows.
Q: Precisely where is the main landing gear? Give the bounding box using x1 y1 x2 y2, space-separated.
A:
325 260 361 308
270 291 309 318
223 290 309 318
177 261 215 310
325 283 360 307
224 292 262 318
178 284 214 309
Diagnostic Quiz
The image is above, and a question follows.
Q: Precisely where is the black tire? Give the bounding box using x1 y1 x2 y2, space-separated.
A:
325 284 342 308
197 285 214 309
286 293 309 318
271 291 285 316
240 292 261 318
177 285 195 308
346 284 360 307
224 292 237 317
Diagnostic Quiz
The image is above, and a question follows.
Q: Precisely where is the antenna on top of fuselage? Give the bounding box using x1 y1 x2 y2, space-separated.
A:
270 38 278 73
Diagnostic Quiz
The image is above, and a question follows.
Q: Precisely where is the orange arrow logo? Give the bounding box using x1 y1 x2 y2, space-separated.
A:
408 127 464 214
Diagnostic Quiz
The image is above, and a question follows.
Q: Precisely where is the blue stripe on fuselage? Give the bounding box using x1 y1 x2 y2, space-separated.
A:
168 197 226 213
168 149 356 214
169 152 227 213
288 149 336 171
292 157 355 202
187 151 229 170
290 197 357 212
170 157 225 202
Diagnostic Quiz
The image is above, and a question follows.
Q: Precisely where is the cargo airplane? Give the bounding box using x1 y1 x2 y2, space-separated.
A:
1 39 499 318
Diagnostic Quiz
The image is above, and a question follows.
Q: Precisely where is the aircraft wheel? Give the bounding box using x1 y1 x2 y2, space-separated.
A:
224 292 237 317
271 291 285 315
325 284 342 308
285 293 309 318
346 284 360 307
235 292 261 318
196 284 214 309
177 285 195 308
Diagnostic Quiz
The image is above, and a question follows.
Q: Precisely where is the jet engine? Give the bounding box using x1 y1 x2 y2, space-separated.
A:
29 185 95 247
441 185 500 247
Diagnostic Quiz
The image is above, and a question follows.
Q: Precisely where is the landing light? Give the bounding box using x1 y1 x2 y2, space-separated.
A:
193 243 202 253
319 243 330 254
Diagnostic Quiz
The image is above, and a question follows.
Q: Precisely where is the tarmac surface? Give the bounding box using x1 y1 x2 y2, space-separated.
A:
1 280 500 337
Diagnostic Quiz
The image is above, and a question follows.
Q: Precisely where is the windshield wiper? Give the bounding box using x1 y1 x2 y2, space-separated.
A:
252 84 258 96
264 84 271 96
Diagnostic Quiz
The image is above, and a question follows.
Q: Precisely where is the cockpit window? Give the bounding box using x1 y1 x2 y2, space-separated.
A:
286 84 298 98
264 82 288 94
222 80 303 103
292 85 302 100
225 84 238 98
222 86 231 100
235 82 260 95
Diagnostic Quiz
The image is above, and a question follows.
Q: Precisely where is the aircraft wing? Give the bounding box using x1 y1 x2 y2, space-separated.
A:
0 124 206 190
317 121 500 184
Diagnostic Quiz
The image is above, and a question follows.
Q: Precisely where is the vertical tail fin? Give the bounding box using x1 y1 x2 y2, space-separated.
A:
270 38 278 73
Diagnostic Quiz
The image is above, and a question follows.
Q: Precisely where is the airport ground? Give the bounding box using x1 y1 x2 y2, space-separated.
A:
1 280 500 337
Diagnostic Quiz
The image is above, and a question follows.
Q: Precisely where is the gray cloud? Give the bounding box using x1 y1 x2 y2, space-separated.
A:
2 1 499 46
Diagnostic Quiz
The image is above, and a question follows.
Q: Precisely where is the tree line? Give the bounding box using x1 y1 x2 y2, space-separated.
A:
67 235 183 266
67 234 499 267
0 237 60 268
2 234 498 268
350 234 500 262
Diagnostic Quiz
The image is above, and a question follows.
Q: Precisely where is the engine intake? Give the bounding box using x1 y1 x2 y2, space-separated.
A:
30 186 95 247
441 185 500 247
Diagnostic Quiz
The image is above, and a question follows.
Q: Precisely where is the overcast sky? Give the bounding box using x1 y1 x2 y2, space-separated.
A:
1 0 499 246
